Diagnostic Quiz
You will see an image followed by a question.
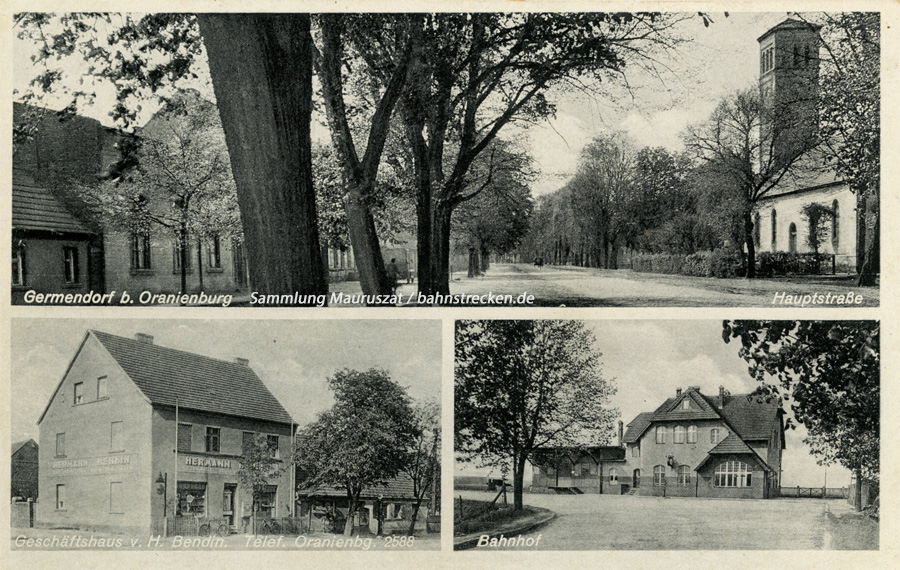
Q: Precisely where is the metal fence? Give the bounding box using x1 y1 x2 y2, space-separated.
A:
779 486 848 499
166 515 308 536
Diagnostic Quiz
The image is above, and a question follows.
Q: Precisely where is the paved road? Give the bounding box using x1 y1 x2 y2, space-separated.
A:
457 491 877 550
448 264 878 307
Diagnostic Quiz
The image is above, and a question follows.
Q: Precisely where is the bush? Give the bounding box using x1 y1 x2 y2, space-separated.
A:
756 252 834 276
632 250 743 278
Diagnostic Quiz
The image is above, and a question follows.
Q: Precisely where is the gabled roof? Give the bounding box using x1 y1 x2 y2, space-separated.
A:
757 18 822 43
649 391 721 422
12 183 95 235
531 445 626 465
86 331 293 425
719 394 782 443
12 439 37 456
622 412 653 444
696 434 774 473
298 474 417 501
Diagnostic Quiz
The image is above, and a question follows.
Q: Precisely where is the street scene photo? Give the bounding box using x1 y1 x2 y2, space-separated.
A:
11 12 879 306
10 319 441 550
454 320 878 550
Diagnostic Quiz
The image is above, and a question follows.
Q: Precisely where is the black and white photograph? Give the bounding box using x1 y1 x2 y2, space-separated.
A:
10 12 879 307
454 319 879 550
10 319 441 550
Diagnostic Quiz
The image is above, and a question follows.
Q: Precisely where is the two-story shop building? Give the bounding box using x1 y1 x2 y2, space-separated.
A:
37 330 294 535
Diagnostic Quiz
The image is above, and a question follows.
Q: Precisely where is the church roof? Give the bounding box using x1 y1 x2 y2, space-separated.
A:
758 18 822 43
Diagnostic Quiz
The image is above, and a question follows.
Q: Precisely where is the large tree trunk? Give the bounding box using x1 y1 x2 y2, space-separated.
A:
344 187 391 296
467 247 478 278
407 499 422 536
513 455 526 511
198 14 327 302
480 245 490 272
857 197 879 286
744 210 757 278
432 202 454 297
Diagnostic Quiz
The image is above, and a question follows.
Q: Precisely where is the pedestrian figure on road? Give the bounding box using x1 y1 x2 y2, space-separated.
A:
387 258 399 294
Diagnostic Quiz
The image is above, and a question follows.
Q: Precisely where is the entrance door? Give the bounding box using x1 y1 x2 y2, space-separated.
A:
223 484 237 527
633 469 641 489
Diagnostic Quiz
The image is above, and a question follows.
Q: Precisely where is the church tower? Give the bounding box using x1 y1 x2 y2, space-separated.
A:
757 18 821 168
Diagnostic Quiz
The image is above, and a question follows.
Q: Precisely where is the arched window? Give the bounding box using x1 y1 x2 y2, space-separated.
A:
677 465 691 486
710 428 721 444
687 425 697 444
832 200 840 250
655 426 666 444
609 468 618 483
770 210 777 250
753 212 761 249
653 465 666 487
714 461 752 487
788 223 797 253
674 426 685 444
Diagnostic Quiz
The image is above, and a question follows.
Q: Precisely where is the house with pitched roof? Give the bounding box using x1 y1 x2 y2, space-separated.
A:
12 439 39 501
529 441 628 495
36 330 294 535
621 386 784 499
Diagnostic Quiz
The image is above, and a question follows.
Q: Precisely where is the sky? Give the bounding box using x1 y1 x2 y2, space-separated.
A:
10 318 442 443
12 11 800 198
457 320 856 488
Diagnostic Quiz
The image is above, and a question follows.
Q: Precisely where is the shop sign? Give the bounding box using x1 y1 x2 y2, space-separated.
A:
182 455 237 473
50 454 135 475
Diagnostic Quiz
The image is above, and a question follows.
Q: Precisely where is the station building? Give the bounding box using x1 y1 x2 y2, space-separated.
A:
37 330 294 535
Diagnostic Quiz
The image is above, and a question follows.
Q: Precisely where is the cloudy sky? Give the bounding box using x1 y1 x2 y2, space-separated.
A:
458 320 857 488
10 318 442 442
13 11 799 198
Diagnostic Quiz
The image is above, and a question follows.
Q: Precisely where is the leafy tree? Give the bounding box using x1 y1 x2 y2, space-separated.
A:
800 202 834 255
455 320 617 510
683 87 820 277
722 320 879 509
401 401 441 536
238 432 285 525
15 13 328 299
294 369 417 536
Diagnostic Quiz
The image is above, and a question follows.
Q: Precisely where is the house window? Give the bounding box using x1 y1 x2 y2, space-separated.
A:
715 461 752 487
74 382 84 404
110 482 124 514
63 246 79 284
177 481 207 516
56 484 66 510
131 233 152 270
687 425 697 444
267 434 280 459
206 427 221 453
771 210 777 250
208 235 222 269
653 465 666 487
257 485 277 518
110 421 125 452
632 444 640 458
655 426 666 444
242 431 255 453
97 376 108 399
682 399 690 410
173 239 192 271
609 468 618 484
832 200 840 250
56 433 66 457
710 428 721 444
674 426 685 444
788 223 798 253
177 423 192 453
12 243 26 286
677 465 691 486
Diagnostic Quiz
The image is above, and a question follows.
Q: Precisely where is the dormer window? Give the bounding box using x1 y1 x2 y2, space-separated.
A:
682 399 690 410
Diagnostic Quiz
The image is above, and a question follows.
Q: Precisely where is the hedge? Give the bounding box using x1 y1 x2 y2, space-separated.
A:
631 250 744 278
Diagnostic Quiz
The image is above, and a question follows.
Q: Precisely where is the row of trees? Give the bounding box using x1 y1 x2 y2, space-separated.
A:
15 12 693 301
239 369 440 536
520 12 879 282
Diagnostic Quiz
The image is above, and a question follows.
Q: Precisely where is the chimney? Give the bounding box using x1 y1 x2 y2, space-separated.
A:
618 420 624 447
234 357 249 367
134 333 154 344
676 388 682 397
719 385 726 409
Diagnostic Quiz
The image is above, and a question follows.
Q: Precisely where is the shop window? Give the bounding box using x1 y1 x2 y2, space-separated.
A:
655 426 666 444
674 426 685 444
97 376 108 399
677 465 691 486
63 246 79 284
267 434 280 459
110 421 125 452
110 482 124 514
208 234 222 269
177 481 207 516
609 468 618 484
257 485 277 518
56 433 66 457
653 465 666 487
687 425 697 444
12 243 26 286
74 382 84 404
206 427 220 453
131 232 152 270
56 484 66 510
177 423 192 453
715 461 752 487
